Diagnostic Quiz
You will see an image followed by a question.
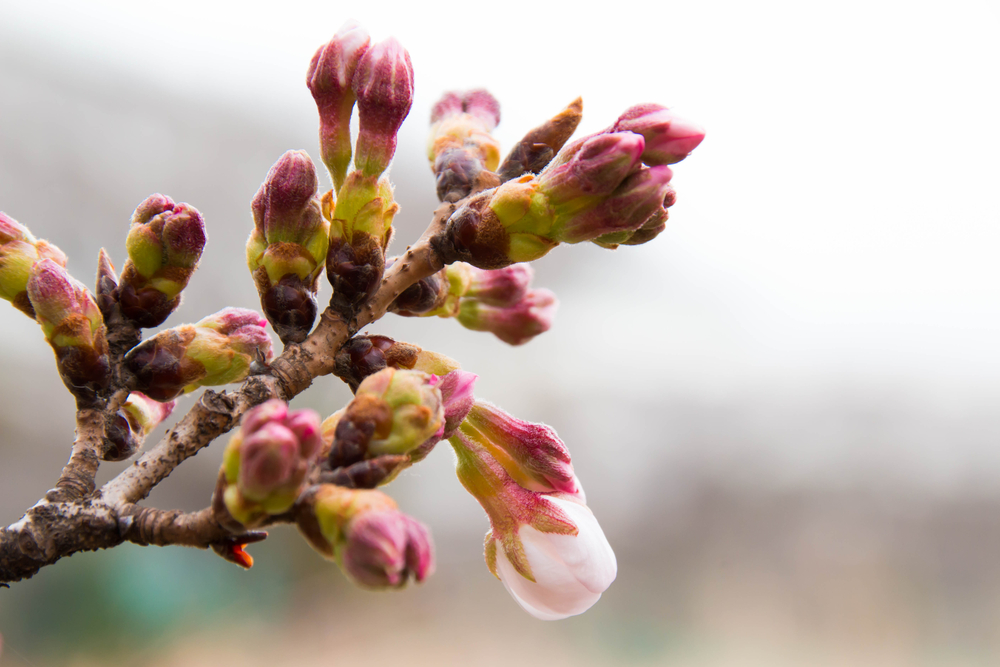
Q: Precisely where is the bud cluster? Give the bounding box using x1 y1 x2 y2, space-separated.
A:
305 22 415 319
118 194 207 328
439 105 704 268
124 307 273 401
213 400 323 529
427 89 502 202
391 262 557 346
0 212 66 318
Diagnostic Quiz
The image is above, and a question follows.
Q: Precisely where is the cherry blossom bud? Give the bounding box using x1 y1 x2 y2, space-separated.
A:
389 262 473 318
248 150 330 344
27 259 110 401
428 89 502 202
333 334 420 392
118 194 207 328
307 20 371 190
465 263 533 306
536 132 645 206
215 400 323 528
457 288 557 346
428 370 477 438
327 173 398 317
0 211 66 317
124 307 273 401
488 497 616 620
550 166 674 244
611 104 705 165
296 485 434 588
497 98 583 182
450 431 614 620
104 392 176 461
353 368 444 457
352 37 414 178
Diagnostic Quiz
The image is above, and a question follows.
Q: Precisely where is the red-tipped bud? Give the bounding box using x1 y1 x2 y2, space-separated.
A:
248 151 329 344
352 37 414 177
217 400 323 528
0 212 67 317
612 104 705 165
342 510 435 588
429 370 478 439
307 20 371 189
457 288 557 346
124 307 273 401
27 259 110 401
119 194 207 328
465 264 533 306
551 165 674 244
538 132 645 205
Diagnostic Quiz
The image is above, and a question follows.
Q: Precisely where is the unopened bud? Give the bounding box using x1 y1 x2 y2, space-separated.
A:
612 104 705 165
118 194 207 328
465 263 533 306
551 165 674 244
497 98 583 182
297 485 434 588
457 288 557 346
0 212 67 317
27 259 110 401
333 334 420 392
104 392 176 461
124 307 273 401
216 400 323 528
353 368 444 457
352 37 414 177
428 370 477 439
248 150 329 344
307 20 371 190
537 132 645 206
428 89 502 202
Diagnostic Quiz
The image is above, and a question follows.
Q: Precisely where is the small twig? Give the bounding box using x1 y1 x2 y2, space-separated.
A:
44 409 105 503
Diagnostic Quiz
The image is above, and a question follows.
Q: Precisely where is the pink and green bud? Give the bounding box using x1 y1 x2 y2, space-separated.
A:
27 258 110 401
428 89 502 202
550 165 674 244
457 288 557 346
455 401 581 497
118 194 207 328
297 485 434 588
428 370 477 439
307 20 371 190
465 263 533 306
352 37 414 178
0 211 67 317
326 172 398 316
611 104 705 165
122 391 175 437
248 150 330 344
217 400 323 528
354 368 444 457
124 307 273 401
536 132 645 206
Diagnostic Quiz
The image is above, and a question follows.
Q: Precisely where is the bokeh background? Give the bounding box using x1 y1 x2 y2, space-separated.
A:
1 0 999 665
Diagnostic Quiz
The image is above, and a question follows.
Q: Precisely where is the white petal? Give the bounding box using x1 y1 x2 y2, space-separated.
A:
493 496 617 620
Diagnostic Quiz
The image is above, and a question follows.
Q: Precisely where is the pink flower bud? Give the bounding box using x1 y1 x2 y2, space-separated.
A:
457 288 557 346
251 150 321 242
352 37 414 177
428 369 478 438
465 263 533 306
27 258 110 400
307 20 371 189
538 132 645 205
342 509 435 588
612 104 705 165
0 212 67 317
456 401 581 497
551 165 674 244
121 391 175 437
219 399 323 527
119 194 207 328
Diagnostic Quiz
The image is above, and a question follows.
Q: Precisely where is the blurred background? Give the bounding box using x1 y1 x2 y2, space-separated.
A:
1 0 999 665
